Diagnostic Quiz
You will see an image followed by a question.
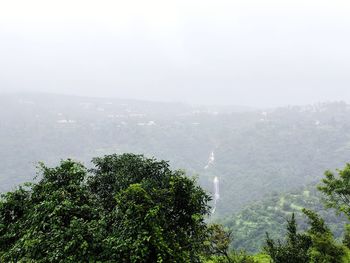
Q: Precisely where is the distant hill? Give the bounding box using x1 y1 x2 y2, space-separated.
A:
220 183 348 253
1 93 350 218
211 102 350 215
0 93 250 190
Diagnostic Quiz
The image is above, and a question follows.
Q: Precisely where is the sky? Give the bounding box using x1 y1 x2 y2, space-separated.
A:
0 0 350 107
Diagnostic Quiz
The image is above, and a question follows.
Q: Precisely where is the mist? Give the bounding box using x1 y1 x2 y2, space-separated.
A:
1 0 350 107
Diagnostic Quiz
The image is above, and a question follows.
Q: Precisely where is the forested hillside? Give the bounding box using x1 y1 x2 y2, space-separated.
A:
2 93 350 219
221 183 348 252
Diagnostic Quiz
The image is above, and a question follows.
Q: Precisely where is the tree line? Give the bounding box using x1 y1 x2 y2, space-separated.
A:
1 153 350 262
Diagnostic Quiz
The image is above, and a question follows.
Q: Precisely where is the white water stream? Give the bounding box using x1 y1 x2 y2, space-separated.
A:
204 151 220 214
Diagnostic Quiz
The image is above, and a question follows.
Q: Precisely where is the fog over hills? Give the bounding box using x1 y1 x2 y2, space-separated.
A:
2 93 350 218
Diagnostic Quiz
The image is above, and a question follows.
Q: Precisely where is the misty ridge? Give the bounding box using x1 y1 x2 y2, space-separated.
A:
3 92 350 198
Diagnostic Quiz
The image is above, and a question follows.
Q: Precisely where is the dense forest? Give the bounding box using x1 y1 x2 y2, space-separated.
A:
1 93 350 260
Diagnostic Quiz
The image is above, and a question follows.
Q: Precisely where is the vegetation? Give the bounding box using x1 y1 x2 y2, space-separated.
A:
221 185 348 252
264 213 311 263
210 163 350 262
0 154 210 262
262 163 350 263
264 209 345 263
318 163 350 219
204 224 257 263
1 152 350 262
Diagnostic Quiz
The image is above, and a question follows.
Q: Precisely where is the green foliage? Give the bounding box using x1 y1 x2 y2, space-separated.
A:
302 208 345 263
265 210 346 263
220 185 347 253
264 213 311 263
204 224 257 263
204 252 257 263
0 154 211 262
0 160 102 262
318 164 350 219
251 254 270 263
205 224 233 262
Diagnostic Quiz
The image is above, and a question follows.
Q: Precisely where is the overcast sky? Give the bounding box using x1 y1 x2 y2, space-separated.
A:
0 0 350 107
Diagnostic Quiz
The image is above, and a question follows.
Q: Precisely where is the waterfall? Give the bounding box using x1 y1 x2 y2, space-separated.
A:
204 151 215 169
212 176 220 214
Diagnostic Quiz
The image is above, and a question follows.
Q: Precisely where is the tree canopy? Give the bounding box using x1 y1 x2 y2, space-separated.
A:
0 154 211 262
265 210 345 263
318 163 350 219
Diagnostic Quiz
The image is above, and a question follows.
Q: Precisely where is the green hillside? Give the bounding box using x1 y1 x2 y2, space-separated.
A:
221 184 348 253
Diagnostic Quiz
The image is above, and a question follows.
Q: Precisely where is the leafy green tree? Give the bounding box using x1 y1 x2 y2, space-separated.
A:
302 209 345 263
0 160 104 262
89 154 211 262
205 224 256 263
0 154 211 262
264 213 311 263
318 164 350 218
205 224 234 263
265 210 345 263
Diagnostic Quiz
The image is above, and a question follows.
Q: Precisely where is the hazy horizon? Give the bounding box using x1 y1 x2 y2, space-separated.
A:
1 0 350 107
2 90 350 110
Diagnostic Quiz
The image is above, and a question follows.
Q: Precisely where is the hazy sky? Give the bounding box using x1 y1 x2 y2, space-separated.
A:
1 0 350 107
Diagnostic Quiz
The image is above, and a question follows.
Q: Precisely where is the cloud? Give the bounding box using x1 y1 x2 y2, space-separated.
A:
1 0 350 106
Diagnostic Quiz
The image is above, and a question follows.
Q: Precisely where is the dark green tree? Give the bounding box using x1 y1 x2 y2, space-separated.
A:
88 154 211 262
0 160 103 262
205 224 256 263
318 163 350 219
205 224 234 263
265 210 346 263
264 213 311 263
302 209 345 263
0 154 211 262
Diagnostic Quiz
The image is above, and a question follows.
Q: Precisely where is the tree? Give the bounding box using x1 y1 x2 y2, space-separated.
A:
0 154 211 262
264 213 311 263
0 160 103 262
302 209 345 263
265 210 345 263
318 163 350 219
205 224 256 263
205 224 234 263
